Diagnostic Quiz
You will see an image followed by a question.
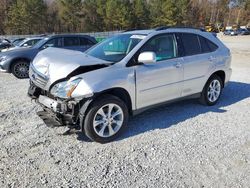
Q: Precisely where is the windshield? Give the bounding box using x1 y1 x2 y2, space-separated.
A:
86 34 146 63
13 39 24 46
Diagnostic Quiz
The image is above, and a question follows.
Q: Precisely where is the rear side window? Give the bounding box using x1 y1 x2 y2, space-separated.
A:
79 37 94 45
198 36 218 53
198 36 210 53
180 33 201 56
64 37 80 46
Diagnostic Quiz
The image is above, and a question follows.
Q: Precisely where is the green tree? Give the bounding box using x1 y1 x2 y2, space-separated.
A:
106 0 133 30
175 0 189 25
57 0 83 32
0 0 13 34
6 0 47 34
132 0 150 29
82 0 106 31
149 0 177 27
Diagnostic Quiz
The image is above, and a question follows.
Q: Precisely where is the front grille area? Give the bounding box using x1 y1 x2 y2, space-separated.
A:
29 65 48 88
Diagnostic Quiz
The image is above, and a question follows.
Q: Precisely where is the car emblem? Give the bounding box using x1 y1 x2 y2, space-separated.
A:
32 73 37 80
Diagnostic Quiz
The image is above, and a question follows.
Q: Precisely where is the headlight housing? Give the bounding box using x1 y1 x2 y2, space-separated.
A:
50 78 82 99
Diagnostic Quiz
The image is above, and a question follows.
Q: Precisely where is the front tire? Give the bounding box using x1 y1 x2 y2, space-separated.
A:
200 75 223 106
11 60 30 79
83 95 129 143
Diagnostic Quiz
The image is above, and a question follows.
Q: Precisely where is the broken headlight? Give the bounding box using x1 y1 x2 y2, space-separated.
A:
50 78 93 99
50 78 82 99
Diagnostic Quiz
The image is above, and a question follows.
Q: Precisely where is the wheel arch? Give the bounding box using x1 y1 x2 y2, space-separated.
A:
78 87 133 134
10 57 31 72
94 87 133 115
208 70 226 87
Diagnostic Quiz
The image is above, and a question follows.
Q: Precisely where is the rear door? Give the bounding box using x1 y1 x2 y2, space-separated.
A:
177 33 216 96
135 33 184 109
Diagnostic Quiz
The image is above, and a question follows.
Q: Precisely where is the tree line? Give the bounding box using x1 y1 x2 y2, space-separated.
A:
0 0 249 35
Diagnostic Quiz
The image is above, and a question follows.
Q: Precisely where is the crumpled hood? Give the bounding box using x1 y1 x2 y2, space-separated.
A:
32 47 112 83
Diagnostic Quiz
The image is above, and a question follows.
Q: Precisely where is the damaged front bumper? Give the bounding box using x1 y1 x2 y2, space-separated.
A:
28 82 81 127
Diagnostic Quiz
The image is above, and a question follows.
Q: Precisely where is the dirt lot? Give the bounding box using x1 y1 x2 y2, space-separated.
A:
0 35 250 188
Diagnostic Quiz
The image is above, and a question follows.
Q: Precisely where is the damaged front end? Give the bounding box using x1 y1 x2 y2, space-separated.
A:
27 48 113 129
28 81 85 128
28 65 106 129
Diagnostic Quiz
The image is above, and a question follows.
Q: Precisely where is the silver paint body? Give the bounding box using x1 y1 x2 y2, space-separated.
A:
30 29 232 112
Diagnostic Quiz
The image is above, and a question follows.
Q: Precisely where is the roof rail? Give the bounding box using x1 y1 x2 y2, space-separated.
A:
155 26 205 32
155 26 171 31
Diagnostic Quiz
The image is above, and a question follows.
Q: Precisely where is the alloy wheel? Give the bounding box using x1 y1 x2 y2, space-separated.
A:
207 79 221 102
93 103 124 138
13 62 29 78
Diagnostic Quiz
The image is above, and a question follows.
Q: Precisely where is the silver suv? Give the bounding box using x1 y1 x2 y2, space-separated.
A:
28 27 232 143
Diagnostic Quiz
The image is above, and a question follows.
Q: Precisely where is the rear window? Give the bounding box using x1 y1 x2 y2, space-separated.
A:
181 33 201 56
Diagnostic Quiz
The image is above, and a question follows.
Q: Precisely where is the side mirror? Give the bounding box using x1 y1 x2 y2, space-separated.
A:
138 52 156 64
23 43 28 47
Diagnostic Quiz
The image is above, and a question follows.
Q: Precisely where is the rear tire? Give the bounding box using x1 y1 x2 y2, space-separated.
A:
11 60 30 79
199 75 223 106
83 94 129 143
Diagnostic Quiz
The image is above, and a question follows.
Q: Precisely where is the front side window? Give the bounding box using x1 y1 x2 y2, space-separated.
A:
42 38 63 48
86 34 145 63
140 34 177 61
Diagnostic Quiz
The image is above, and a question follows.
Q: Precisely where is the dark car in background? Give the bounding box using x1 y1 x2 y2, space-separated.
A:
223 29 237 36
0 39 12 51
0 34 97 78
237 28 250 35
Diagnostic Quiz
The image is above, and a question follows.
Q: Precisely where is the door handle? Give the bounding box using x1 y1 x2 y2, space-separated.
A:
174 62 182 68
209 56 216 62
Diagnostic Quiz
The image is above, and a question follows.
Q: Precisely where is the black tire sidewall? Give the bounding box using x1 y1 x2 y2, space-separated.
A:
83 95 129 143
201 75 223 106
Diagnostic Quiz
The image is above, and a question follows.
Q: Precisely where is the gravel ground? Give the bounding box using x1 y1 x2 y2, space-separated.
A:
0 36 250 188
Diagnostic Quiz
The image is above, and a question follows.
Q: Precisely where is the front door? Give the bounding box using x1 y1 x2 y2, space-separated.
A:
135 34 184 109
